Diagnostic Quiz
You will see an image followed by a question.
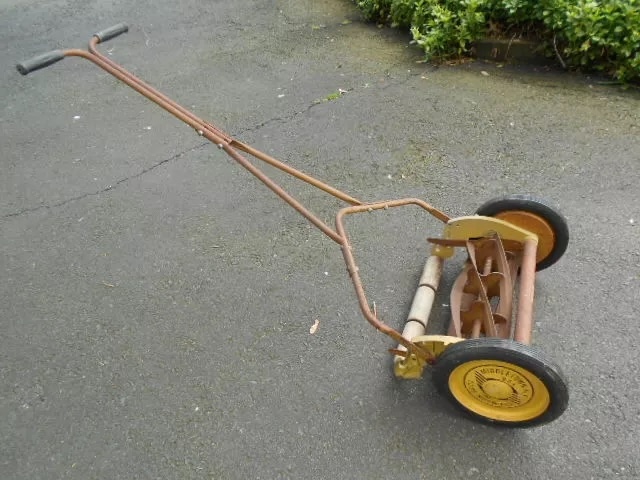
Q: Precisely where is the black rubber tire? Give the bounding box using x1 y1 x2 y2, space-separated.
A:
432 338 569 428
476 194 569 271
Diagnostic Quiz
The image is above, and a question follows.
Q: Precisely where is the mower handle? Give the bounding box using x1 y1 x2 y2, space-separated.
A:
16 23 128 76
16 50 65 75
93 23 129 43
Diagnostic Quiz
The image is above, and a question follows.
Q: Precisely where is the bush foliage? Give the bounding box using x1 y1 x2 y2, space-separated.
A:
353 0 640 82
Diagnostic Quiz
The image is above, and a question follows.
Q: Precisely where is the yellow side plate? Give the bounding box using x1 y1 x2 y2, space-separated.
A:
394 335 463 380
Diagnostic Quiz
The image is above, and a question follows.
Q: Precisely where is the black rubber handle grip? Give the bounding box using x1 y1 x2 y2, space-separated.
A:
94 23 129 42
16 50 65 75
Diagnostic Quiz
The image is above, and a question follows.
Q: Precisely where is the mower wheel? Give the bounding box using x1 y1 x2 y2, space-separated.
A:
432 338 569 427
476 194 569 271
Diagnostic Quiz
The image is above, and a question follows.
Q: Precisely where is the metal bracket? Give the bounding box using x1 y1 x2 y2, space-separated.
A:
442 215 538 244
393 335 464 379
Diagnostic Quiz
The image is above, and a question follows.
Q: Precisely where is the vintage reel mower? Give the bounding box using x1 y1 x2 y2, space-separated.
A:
17 24 570 427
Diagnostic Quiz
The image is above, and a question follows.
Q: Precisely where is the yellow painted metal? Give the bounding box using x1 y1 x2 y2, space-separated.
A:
393 352 427 379
393 335 463 379
431 244 455 259
413 335 464 356
448 359 550 422
443 216 538 244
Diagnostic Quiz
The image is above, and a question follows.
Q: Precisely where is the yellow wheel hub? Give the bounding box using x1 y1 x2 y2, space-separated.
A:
448 359 550 422
482 380 513 399
493 210 555 264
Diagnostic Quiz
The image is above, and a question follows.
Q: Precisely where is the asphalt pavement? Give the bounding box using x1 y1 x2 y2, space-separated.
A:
2 0 640 479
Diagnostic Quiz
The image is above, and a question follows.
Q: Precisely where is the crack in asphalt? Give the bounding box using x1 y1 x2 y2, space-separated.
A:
1 142 208 220
235 67 418 135
234 96 322 136
3 71 418 220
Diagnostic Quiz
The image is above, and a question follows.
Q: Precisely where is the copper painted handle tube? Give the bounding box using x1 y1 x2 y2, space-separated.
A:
335 200 450 360
85 36 362 206
87 36 235 146
63 48 348 244
513 238 538 344
16 28 455 358
16 23 128 75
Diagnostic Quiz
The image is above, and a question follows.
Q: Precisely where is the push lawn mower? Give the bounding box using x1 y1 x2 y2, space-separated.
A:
17 24 570 427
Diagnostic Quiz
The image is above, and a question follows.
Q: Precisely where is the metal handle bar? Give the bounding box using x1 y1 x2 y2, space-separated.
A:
17 50 65 75
94 23 129 43
16 25 451 361
16 24 128 75
16 25 367 242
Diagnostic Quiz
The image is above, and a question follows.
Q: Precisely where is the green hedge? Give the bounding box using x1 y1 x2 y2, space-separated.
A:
353 0 640 83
